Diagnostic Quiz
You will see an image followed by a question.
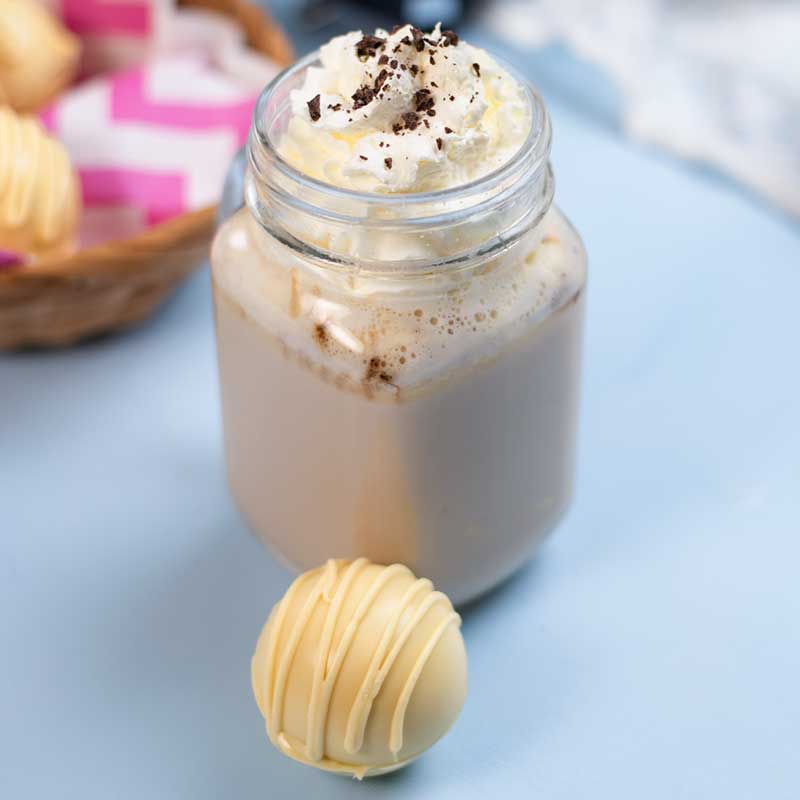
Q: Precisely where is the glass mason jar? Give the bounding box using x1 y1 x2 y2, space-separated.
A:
212 52 587 605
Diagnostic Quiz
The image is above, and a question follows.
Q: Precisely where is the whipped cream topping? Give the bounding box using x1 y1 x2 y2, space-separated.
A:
280 24 530 193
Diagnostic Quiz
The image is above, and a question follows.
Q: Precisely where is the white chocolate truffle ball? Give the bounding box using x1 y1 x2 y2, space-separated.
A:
0 0 80 113
252 559 467 778
0 106 81 259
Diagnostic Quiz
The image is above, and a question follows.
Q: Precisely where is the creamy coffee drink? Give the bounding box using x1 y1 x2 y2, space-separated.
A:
212 25 587 604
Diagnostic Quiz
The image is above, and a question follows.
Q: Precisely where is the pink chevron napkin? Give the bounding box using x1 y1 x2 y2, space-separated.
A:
36 0 165 77
36 2 279 247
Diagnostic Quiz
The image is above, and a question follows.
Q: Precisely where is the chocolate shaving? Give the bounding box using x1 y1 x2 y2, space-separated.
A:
307 94 321 121
429 55 436 65
440 30 459 47
411 27 425 52
351 85 375 109
436 137 443 150
390 24 404 35
359 155 368 161
378 54 389 65
384 157 393 170
426 109 436 117
373 69 390 92
401 111 419 130
444 126 453 134
327 102 342 111
400 36 411 46
472 62 481 77
430 80 438 88
355 35 385 59
409 64 419 76
414 88 435 112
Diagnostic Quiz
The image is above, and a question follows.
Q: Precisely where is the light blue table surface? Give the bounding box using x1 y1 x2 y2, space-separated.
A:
2 9 799 800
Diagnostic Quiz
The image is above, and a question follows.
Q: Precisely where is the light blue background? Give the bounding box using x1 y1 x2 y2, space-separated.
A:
2 5 798 798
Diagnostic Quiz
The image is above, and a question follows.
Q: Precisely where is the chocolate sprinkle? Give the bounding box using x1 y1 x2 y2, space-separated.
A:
384 157 393 169
355 35 386 59
472 62 481 77
441 30 459 47
373 69 390 92
401 111 419 130
307 94 321 121
351 85 375 109
414 88 435 112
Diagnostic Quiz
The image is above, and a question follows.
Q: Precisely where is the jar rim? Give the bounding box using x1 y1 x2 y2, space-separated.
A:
244 48 555 275
249 49 551 209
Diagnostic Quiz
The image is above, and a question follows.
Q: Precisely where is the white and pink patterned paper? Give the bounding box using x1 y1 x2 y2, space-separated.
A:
35 0 280 246
37 0 171 77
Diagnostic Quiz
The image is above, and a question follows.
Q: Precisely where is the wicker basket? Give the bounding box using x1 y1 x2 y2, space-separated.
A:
0 0 292 349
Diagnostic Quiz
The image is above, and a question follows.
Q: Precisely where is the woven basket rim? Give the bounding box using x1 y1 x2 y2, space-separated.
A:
0 206 217 282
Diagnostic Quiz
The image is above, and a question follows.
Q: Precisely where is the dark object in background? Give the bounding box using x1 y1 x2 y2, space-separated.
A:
321 0 475 30
361 0 474 28
303 0 480 30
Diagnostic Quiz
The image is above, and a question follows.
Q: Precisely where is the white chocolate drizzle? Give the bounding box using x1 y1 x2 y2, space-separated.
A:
258 559 461 774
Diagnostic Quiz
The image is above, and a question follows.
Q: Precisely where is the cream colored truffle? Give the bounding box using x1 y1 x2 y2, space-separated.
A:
252 559 467 778
0 105 81 259
0 0 80 113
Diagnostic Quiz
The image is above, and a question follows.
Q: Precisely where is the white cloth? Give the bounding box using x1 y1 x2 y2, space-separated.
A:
482 0 800 218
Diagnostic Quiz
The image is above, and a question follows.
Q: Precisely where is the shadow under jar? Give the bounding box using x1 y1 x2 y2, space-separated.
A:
211 52 587 606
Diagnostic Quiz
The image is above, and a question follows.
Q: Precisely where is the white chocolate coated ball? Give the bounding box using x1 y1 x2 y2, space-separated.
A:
0 0 80 113
252 559 467 778
0 106 81 259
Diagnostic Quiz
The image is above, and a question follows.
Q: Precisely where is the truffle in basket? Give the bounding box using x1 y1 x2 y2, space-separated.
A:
0 0 81 113
0 105 81 262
